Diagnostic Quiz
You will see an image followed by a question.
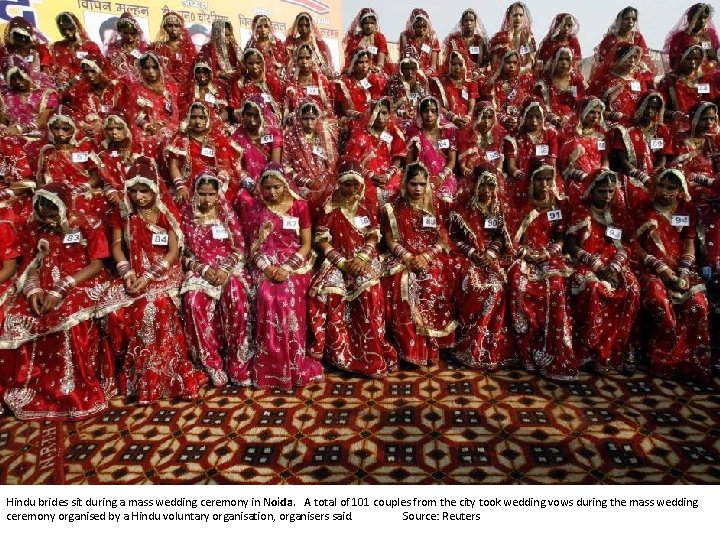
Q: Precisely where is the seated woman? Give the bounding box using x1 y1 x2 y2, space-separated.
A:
381 162 462 366
634 168 711 381
179 58 230 126
609 92 674 208
242 162 324 390
105 12 150 83
429 50 478 131
536 13 581 72
398 9 441 77
381 54 429 128
245 15 286 78
0 56 58 140
480 46 535 132
534 46 587 132
199 20 242 92
0 184 112 420
405 96 458 203
504 98 559 208
181 172 250 387
285 12 335 79
50 12 103 93
343 8 388 73
507 159 576 381
593 6 656 79
308 159 396 377
282 100 339 213
457 101 507 194
492 2 536 75
664 3 719 72
566 169 640 372
0 204 20 412
166 102 241 206
443 9 490 80
449 164 514 369
671 101 720 201
229 48 284 125
150 11 197 88
590 43 654 127
344 97 406 208
284 44 336 121
336 49 385 123
100 157 206 404
0 17 52 86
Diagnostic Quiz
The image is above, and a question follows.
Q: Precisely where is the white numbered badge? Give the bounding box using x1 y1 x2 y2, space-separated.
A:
469 46 481 55
461 88 469 101
204 93 216 104
201 146 215 158
437 138 450 149
629 80 642 92
409 92 420 102
421 43 431 54
367 46 378 55
212 225 229 240
484 217 499 229
422 215 437 228
547 209 563 222
486 150 500 161
164 100 172 113
283 216 299 230
130 49 141 59
702 266 713 280
152 233 169 246
76 50 88 60
697 83 711 94
671 214 690 227
312 145 326 159
100 104 110 113
175 53 182 61
72 152 89 163
305 85 320 96
606 226 622 241
63 232 82 244
535 144 550 157
702 41 711 50
597 139 606 151
260 134 274 145
519 45 530 55
261 93 273 103
359 78 372 90
569 85 577 97
650 138 665 150
354 215 372 228
380 131 393 143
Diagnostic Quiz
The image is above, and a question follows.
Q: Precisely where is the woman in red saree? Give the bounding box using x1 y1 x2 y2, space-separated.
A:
670 101 720 201
507 159 577 381
105 12 150 83
381 162 463 366
492 2 536 75
100 157 206 404
559 97 609 203
593 7 656 79
229 48 284 125
343 8 388 73
457 101 507 196
429 50 478 131
181 172 251 387
480 47 535 132
49 12 103 93
344 97 406 208
0 184 112 420
381 54 429 129
282 100 338 213
0 17 52 86
244 15 286 78
398 8 441 77
634 168 711 381
443 9 490 80
150 11 197 87
284 44 336 120
537 13 581 72
199 20 241 92
405 96 458 203
285 12 335 79
609 92 674 209
534 46 587 132
336 49 385 123
0 55 58 139
308 160 396 377
242 162 324 390
0 204 20 412
590 43 654 127
449 164 515 370
179 57 230 126
566 169 640 372
664 3 719 72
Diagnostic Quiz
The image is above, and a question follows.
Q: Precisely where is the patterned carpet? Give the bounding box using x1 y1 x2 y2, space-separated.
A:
1 362 719 485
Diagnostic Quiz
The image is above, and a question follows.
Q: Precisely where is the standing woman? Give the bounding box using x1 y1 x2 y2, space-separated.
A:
536 13 581 72
398 8 440 77
343 8 388 73
507 159 577 381
200 20 242 92
0 17 52 85
443 9 490 80
151 11 197 87
449 164 514 370
242 162 324 390
285 12 336 79
634 168 711 381
0 184 112 420
492 2 536 75
381 162 462 366
100 157 206 404
50 12 103 93
665 3 719 71
105 12 150 83
181 172 251 387
244 15 287 77
308 159 396 378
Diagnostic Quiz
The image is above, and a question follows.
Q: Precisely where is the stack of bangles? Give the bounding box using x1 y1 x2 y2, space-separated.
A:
48 275 76 299
253 254 272 271
485 239 502 259
188 259 210 277
116 260 136 279
546 242 563 259
324 247 348 270
643 254 671 276
576 248 603 272
217 253 242 275
457 241 475 259
386 166 399 177
172 177 186 191
391 242 412 262
608 250 627 274
102 184 120 199
23 276 43 299
142 259 170 281
678 253 696 271
421 244 443 264
281 251 306 273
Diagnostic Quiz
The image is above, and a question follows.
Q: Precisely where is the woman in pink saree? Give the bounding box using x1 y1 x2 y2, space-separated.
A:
242 162 324 390
181 172 251 387
105 12 150 83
